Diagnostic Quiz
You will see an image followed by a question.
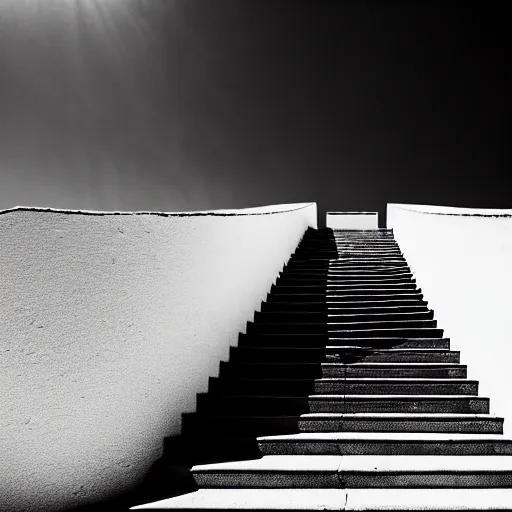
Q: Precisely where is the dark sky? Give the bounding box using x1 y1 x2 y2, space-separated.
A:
0 1 510 225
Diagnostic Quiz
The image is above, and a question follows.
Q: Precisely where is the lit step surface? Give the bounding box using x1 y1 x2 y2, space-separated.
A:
131 488 512 511
190 455 512 488
184 455 512 489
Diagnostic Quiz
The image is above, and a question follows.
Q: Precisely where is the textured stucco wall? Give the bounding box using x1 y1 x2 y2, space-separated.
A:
387 203 512 434
0 203 316 512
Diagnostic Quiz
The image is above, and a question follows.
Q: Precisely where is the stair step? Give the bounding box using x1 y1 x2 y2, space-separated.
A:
322 362 466 378
329 263 409 269
257 432 512 456
247 320 438 335
280 273 414 282
329 338 449 349
325 348 459 363
314 378 478 395
220 362 323 379
277 277 416 286
197 395 310 415
130 488 512 510
191 455 512 488
329 311 433 321
164 435 262 465
327 327 443 338
191 455 341 488
261 301 328 313
308 395 489 414
211 377 316 396
300 413 503 434
239 333 329 347
286 266 409 274
267 293 424 303
328 304 430 314
240 335 448 349
262 300 428 311
272 285 420 294
256 311 434 323
231 346 459 364
230 346 327 363
182 413 301 436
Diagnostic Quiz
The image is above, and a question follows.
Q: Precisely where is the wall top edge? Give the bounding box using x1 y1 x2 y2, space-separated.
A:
388 203 512 218
327 212 378 215
0 203 316 218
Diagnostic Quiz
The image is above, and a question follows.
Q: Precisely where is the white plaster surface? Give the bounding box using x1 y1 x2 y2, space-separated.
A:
0 203 316 512
387 203 512 434
326 213 378 230
131 488 512 510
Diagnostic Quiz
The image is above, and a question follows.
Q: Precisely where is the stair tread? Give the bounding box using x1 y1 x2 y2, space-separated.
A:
130 488 512 511
311 395 486 399
192 455 512 474
258 432 511 442
316 378 475 382
301 412 501 418
130 488 349 510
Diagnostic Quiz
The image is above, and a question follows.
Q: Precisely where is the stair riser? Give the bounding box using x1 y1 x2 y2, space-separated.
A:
261 302 328 313
230 348 326 363
256 312 433 322
299 419 503 434
314 382 478 395
278 278 416 286
281 275 414 282
322 366 466 378
309 399 489 414
213 380 316 397
329 301 429 308
327 328 443 338
240 338 449 349
287 267 410 274
268 294 424 303
193 473 340 489
241 333 327 345
183 416 301 437
197 396 310 415
272 286 419 294
258 442 512 456
328 306 430 314
234 349 463 364
194 473 512 489
248 322 437 334
276 282 419 290
326 351 459 363
330 312 434 322
329 263 409 268
220 363 323 379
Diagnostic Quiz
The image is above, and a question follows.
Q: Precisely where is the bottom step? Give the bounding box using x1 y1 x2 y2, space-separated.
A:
189 455 512 488
130 488 512 511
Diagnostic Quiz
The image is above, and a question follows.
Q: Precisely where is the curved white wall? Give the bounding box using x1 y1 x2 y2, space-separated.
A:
387 203 512 434
0 203 317 512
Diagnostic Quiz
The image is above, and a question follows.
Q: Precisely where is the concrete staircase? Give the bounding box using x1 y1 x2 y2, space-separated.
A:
132 228 512 511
